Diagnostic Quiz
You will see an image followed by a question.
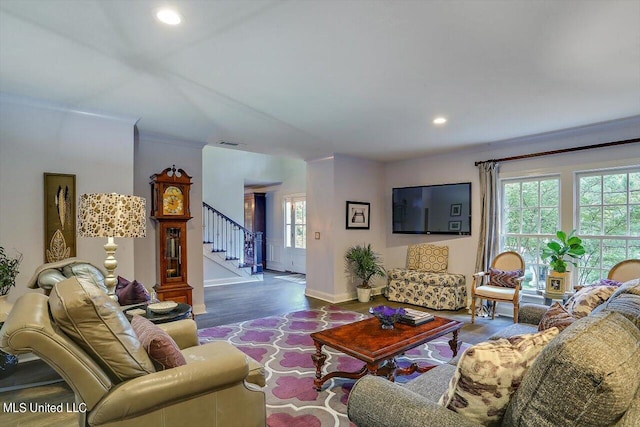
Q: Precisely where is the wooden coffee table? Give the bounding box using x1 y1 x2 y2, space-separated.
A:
311 315 463 390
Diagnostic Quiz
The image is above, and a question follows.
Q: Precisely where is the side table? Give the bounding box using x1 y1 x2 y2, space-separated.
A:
123 303 192 324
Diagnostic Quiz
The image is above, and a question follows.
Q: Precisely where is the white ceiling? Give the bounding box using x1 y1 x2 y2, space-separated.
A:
1 0 639 162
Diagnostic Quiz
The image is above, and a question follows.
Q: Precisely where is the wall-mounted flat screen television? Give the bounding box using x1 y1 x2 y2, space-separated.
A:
392 182 471 235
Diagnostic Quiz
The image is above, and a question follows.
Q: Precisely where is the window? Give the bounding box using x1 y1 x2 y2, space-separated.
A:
500 166 640 292
501 177 560 291
285 195 306 249
576 168 640 285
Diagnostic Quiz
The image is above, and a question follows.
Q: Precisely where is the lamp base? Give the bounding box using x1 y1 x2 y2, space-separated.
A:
104 237 119 303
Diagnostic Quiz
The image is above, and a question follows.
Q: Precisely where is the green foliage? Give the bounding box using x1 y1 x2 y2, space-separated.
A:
541 230 585 273
344 244 385 289
0 246 22 296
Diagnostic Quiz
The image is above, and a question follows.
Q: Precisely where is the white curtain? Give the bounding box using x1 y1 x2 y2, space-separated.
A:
475 161 500 274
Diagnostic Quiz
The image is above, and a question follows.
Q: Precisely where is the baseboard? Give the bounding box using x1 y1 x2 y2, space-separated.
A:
204 276 263 287
192 303 207 315
305 286 386 303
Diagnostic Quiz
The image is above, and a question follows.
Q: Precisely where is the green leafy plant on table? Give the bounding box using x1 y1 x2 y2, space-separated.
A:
541 230 585 273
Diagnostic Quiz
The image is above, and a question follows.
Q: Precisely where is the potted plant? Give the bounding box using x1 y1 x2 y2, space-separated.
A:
345 244 386 303
541 229 585 294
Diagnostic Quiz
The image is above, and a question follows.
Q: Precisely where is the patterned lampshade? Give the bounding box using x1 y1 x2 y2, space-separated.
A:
78 193 146 238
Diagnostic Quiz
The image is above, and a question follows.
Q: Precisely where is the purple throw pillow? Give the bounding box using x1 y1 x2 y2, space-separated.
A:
116 276 151 305
489 268 524 288
131 315 186 370
591 278 623 288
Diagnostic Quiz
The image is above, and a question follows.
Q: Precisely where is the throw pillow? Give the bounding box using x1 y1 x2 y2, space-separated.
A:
116 276 151 306
564 285 617 319
591 278 623 287
438 327 559 426
489 268 524 288
406 244 448 272
131 315 187 370
538 302 576 332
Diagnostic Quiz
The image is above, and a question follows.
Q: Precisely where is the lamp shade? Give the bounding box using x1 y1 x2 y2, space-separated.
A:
78 193 146 238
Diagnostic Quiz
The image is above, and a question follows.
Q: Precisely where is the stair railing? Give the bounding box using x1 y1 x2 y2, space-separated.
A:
202 202 263 273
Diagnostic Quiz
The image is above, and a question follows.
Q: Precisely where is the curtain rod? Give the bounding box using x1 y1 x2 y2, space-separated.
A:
474 137 640 167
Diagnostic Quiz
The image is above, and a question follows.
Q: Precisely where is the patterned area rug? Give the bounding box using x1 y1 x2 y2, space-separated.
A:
198 306 466 427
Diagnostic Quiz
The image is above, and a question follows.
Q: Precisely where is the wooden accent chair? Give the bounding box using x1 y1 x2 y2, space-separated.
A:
608 259 640 282
471 251 525 323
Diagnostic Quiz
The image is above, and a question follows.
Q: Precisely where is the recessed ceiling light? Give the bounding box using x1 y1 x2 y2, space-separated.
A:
433 117 447 125
156 8 182 25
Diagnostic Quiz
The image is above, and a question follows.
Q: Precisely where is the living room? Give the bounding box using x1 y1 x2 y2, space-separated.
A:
1 1 639 426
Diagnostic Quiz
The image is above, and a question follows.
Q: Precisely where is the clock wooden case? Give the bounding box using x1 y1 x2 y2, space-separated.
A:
150 166 193 306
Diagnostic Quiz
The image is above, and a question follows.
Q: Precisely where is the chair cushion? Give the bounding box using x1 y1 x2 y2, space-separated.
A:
504 311 640 427
49 277 155 382
131 315 186 370
406 244 448 272
538 302 577 332
438 328 559 425
116 276 151 305
488 268 523 288
564 285 617 318
473 284 517 300
62 262 108 294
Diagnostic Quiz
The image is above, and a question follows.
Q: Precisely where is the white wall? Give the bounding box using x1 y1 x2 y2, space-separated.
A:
133 133 206 314
383 116 640 307
202 146 306 275
0 95 136 303
305 154 386 302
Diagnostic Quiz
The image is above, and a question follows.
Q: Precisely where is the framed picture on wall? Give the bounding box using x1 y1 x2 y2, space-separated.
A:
450 204 462 216
449 221 461 231
346 201 370 230
44 173 76 262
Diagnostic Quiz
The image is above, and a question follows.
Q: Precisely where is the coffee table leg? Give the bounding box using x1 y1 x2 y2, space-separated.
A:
448 329 461 357
312 341 327 391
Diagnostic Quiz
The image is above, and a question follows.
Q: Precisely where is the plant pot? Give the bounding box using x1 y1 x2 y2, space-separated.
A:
546 270 570 296
356 287 372 303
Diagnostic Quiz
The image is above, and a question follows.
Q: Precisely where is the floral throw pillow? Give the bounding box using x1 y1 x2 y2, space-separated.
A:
439 327 559 425
538 302 576 332
489 268 524 288
564 285 617 319
131 315 186 370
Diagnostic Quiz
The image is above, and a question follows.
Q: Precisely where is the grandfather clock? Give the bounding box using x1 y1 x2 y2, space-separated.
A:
150 165 193 306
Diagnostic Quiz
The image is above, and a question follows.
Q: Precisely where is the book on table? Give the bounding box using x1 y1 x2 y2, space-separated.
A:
399 307 434 326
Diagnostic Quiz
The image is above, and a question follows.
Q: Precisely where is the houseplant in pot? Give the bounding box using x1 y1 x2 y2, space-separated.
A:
345 244 386 303
541 229 585 295
0 246 21 378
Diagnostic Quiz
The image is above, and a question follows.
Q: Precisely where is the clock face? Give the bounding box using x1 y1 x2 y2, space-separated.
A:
163 186 184 215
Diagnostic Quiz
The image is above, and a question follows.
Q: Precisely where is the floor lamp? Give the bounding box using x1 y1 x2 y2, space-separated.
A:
77 193 146 301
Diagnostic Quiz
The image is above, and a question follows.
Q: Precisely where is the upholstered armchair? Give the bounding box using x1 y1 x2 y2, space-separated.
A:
471 251 525 323
608 259 640 282
26 258 107 295
386 244 466 310
0 277 266 427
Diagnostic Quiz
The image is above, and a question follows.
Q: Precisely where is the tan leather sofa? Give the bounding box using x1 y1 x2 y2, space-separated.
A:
0 277 266 426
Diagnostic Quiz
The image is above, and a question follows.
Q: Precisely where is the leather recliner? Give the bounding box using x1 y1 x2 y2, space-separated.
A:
0 277 266 426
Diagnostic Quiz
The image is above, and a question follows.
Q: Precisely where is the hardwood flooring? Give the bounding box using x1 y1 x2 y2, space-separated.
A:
0 270 513 426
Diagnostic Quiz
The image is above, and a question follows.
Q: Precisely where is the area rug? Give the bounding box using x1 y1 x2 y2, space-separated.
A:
198 306 467 427
274 273 307 285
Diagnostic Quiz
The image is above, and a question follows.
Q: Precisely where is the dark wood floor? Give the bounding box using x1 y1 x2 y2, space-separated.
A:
0 270 513 426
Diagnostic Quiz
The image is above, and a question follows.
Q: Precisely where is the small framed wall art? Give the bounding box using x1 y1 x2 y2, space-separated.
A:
449 221 461 231
44 173 76 262
346 201 370 230
450 203 462 216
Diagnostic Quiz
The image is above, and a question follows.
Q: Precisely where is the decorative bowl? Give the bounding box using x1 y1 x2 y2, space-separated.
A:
369 305 406 329
148 301 178 314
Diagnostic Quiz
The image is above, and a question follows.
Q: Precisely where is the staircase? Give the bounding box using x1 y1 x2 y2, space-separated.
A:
202 202 263 275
